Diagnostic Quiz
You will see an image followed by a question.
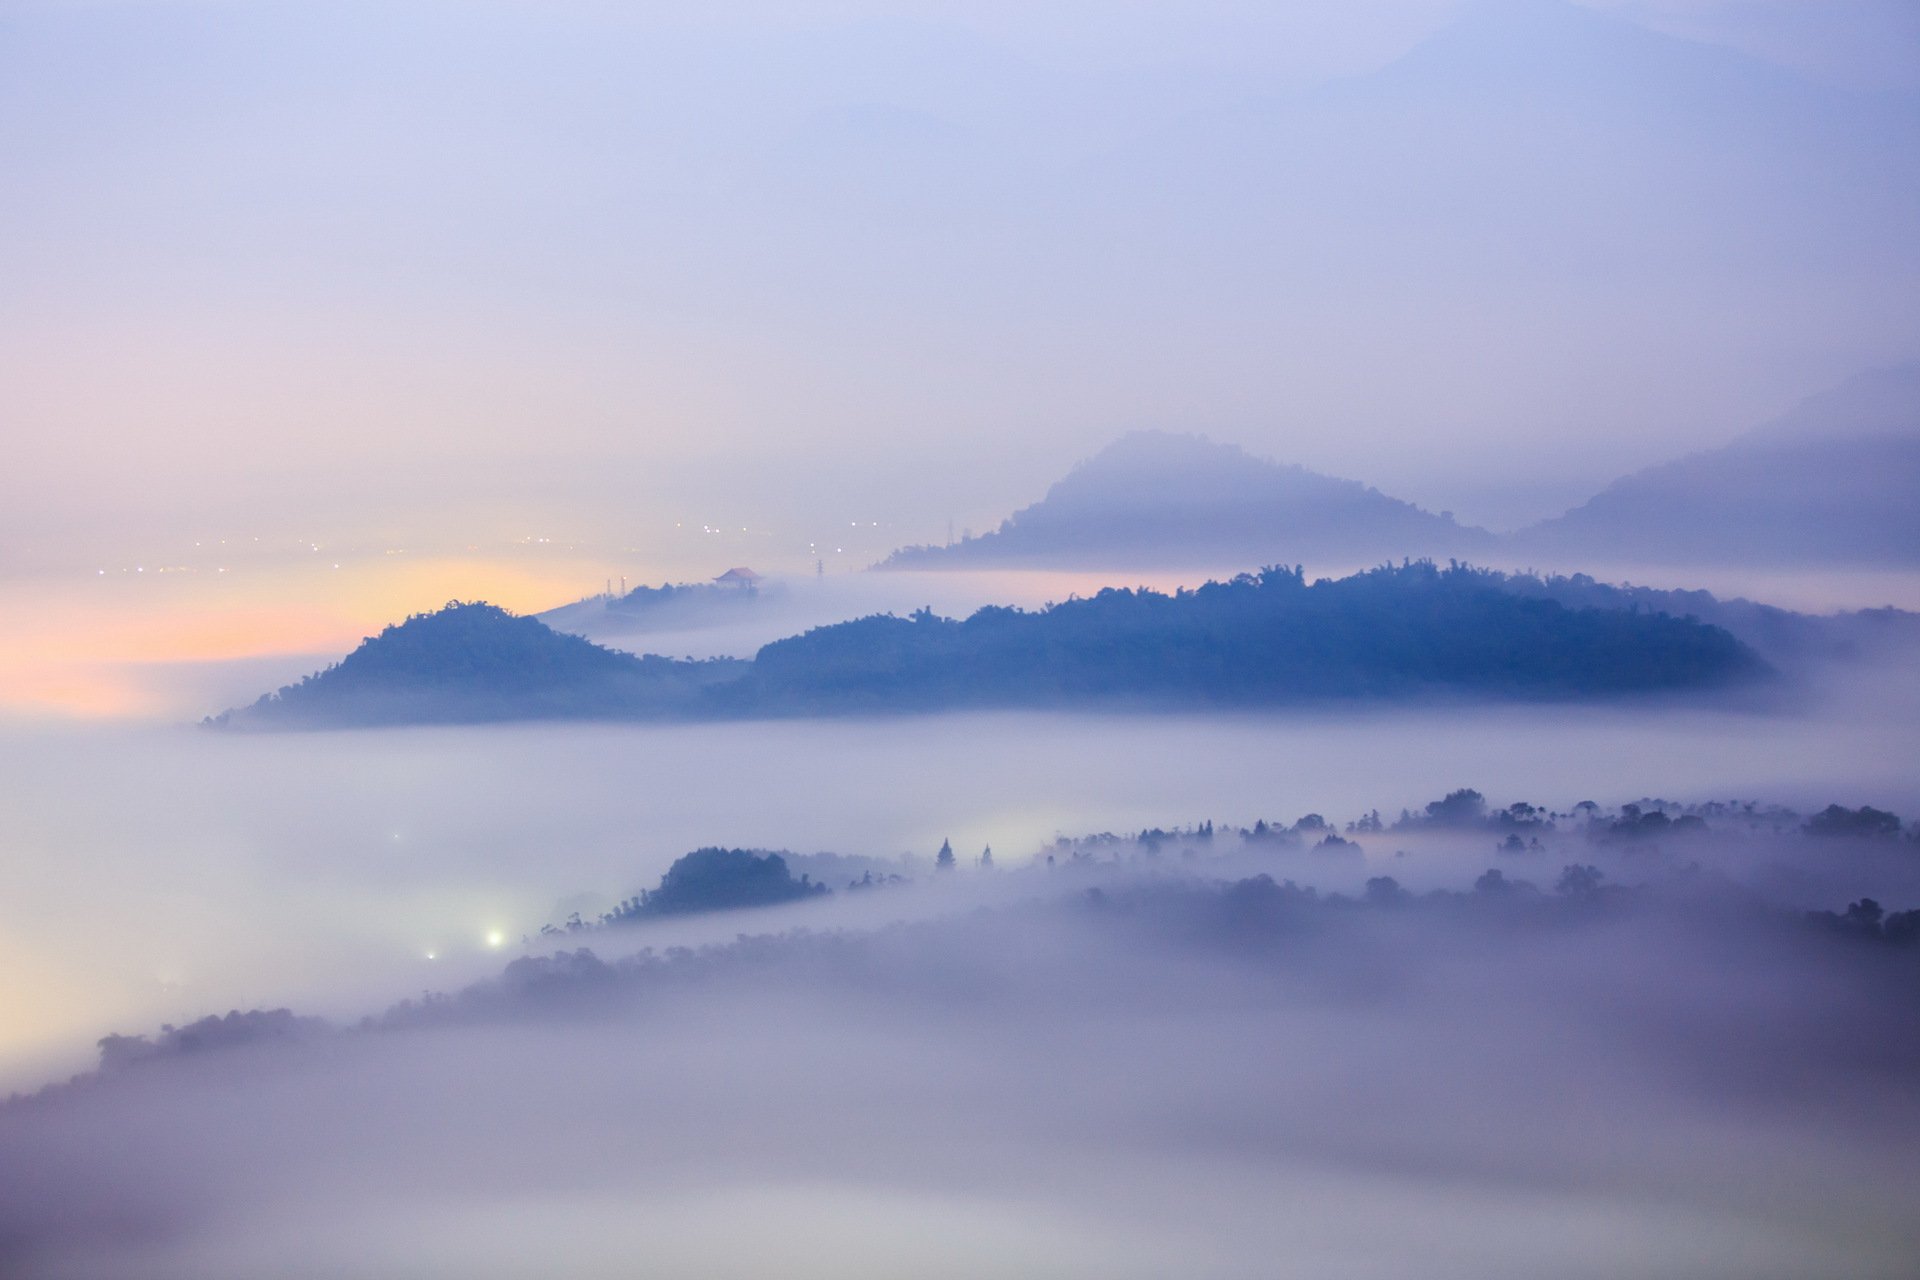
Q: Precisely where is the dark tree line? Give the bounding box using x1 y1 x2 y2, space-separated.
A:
212 563 1770 728
729 562 1764 714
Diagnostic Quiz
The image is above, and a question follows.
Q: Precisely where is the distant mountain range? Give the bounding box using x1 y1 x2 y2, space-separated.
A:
1516 364 1920 566
886 364 1920 572
885 432 1496 570
210 565 1765 729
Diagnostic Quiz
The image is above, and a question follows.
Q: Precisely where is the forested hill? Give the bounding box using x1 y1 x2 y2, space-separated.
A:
210 602 745 728
1424 565 1919 663
213 567 1766 728
726 564 1763 712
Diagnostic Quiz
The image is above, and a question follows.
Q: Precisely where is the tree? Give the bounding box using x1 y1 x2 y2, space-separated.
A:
979 844 993 869
1806 805 1902 839
1556 864 1605 897
1425 789 1487 826
936 838 955 870
626 847 828 918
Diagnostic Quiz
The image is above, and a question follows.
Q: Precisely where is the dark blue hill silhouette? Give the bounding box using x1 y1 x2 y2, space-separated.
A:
210 601 746 728
728 563 1761 711
1431 566 1918 664
883 432 1493 570
213 566 1766 728
603 848 829 923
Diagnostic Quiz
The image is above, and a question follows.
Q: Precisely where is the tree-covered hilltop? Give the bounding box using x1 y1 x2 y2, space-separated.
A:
209 601 746 728
599 848 829 924
1409 565 1918 662
724 562 1765 712
211 566 1767 728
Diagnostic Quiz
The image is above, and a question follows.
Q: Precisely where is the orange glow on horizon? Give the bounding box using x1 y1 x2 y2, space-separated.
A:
0 556 628 720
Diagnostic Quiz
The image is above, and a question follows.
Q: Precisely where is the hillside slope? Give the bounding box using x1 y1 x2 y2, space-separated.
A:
1520 364 1920 565
884 432 1494 570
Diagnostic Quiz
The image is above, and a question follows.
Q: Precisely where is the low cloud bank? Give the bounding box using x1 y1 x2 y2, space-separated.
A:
4 836 1918 1279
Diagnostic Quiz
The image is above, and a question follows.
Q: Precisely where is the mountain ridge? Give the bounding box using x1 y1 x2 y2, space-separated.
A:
884 360 1920 572
884 431 1496 570
210 565 1768 730
1517 362 1920 566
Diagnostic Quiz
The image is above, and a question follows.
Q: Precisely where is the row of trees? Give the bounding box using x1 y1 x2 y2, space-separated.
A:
732 562 1765 714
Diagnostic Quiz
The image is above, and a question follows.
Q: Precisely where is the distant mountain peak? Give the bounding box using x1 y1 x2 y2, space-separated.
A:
1519 361 1920 566
1737 361 1920 449
883 431 1490 570
1053 430 1308 486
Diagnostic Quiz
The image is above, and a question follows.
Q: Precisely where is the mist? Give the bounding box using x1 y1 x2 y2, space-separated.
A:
3 600 1917 1273
5 821 1918 1278
6 0 1920 1272
3 622 1916 1067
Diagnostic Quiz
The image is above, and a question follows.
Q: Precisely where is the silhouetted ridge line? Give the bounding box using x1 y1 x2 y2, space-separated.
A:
1518 362 1920 566
206 600 747 728
882 431 1494 569
211 565 1767 729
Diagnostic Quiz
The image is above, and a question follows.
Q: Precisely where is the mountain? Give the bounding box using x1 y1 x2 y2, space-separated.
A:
1151 0 1920 278
1417 566 1917 665
884 432 1495 570
212 567 1765 728
1520 363 1920 566
538 577 780 641
725 564 1760 710
209 601 746 728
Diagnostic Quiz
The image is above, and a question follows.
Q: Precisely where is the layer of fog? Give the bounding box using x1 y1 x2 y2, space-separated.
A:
3 624 1917 1089
4 850 1917 1278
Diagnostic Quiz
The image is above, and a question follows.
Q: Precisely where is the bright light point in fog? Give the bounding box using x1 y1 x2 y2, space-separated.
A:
485 931 505 950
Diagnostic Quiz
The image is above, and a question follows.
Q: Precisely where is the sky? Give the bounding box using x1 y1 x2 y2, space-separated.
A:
5 1 1917 552
3 11 1919 1266
2 0 1917 706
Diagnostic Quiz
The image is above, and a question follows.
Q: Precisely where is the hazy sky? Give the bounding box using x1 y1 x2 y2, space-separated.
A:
6 10 1919 1268
3 0 1917 577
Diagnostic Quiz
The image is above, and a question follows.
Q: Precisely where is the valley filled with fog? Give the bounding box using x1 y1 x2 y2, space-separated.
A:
6 557 1920 1277
5 618 1918 1074
6 584 1920 1277
5 695 1920 1276
7 0 1920 1272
